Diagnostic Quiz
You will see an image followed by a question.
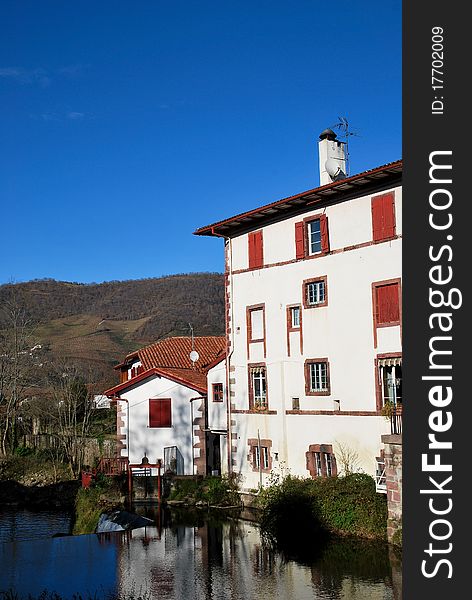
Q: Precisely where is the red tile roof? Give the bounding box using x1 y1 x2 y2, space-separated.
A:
136 336 225 373
106 336 226 396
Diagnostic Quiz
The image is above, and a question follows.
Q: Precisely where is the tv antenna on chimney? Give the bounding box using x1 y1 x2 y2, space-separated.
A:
188 323 199 367
330 116 359 176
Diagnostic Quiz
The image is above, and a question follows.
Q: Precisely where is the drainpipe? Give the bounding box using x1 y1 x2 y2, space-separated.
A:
211 227 235 476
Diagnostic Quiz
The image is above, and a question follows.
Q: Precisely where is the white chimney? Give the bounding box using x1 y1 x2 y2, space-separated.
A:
318 128 347 186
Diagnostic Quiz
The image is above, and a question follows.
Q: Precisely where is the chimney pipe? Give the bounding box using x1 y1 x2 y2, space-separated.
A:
318 128 347 185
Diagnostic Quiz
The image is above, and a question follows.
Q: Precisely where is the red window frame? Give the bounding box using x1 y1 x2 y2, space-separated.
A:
306 444 338 478
212 383 224 403
304 358 331 396
149 398 172 428
295 213 330 259
372 279 402 348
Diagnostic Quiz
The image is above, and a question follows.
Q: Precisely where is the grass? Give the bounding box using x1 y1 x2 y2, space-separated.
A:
72 475 125 535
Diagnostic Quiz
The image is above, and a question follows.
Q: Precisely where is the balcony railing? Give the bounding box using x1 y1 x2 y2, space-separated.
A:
97 457 129 475
375 459 387 494
390 406 402 435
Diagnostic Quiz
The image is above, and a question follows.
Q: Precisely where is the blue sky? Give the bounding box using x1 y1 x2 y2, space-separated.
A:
0 1 401 284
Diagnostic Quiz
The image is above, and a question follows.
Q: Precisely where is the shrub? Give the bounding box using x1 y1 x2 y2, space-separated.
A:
258 473 388 546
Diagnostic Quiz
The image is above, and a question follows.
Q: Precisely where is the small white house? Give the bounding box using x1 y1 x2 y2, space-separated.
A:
194 129 402 489
105 336 226 476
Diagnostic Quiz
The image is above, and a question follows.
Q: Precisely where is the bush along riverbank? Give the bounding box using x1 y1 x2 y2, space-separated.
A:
256 473 389 549
167 475 241 508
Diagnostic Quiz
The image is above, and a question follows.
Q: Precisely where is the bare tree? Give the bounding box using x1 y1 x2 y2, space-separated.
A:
334 441 362 476
44 362 97 478
0 298 36 455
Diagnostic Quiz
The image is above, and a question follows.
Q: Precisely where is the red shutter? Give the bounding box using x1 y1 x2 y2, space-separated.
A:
320 215 329 253
149 399 161 427
161 399 172 427
255 231 263 267
248 231 263 268
383 193 396 239
376 283 399 324
372 194 395 241
295 221 305 259
149 399 172 427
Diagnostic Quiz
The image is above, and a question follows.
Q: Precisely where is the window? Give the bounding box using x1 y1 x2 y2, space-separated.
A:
212 383 224 402
306 444 337 478
303 276 328 308
249 365 267 410
305 359 330 395
149 399 172 428
377 356 402 410
286 304 303 357
295 214 329 259
372 192 396 242
308 219 322 254
248 437 272 472
291 306 300 328
248 307 264 341
292 397 300 410
253 445 270 470
372 279 402 348
248 230 264 269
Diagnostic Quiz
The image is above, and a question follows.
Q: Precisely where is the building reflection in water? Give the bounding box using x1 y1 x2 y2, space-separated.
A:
112 506 398 600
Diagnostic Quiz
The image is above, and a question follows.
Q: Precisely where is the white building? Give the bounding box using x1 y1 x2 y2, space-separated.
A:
195 130 402 489
104 336 226 475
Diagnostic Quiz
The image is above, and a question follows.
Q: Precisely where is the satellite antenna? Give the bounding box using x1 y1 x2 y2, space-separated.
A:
329 116 360 176
188 323 199 367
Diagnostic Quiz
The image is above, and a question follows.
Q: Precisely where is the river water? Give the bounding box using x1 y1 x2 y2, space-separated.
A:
0 506 401 599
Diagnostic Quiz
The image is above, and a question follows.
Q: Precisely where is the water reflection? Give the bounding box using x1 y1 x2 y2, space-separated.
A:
0 506 400 600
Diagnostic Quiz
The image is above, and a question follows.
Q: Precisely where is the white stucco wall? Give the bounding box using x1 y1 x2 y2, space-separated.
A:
116 374 204 475
206 359 229 475
225 184 402 489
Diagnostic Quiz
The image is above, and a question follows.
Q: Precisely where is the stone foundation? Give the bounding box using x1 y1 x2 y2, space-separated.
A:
381 433 402 544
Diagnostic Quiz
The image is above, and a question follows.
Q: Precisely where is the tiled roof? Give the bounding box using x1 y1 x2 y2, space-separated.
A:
136 336 226 374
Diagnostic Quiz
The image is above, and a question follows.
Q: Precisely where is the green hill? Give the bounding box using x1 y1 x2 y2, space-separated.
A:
0 274 225 387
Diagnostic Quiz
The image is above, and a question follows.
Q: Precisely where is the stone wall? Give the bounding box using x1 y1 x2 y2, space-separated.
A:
381 433 402 544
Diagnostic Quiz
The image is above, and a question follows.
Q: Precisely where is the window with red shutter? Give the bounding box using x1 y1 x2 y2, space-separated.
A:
372 193 396 242
248 231 264 268
301 214 330 258
376 283 400 324
149 399 172 427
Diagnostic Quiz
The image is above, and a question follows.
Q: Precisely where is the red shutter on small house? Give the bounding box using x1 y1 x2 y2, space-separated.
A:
248 231 264 268
320 215 329 253
372 193 396 242
376 283 400 324
149 399 172 427
295 222 305 259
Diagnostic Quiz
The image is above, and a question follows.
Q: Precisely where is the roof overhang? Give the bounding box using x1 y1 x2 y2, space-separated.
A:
194 160 402 238
104 367 207 397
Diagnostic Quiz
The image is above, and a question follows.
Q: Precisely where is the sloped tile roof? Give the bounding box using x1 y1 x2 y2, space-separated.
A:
137 336 226 373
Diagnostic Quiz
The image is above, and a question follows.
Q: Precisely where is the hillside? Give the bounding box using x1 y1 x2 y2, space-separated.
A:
0 274 225 387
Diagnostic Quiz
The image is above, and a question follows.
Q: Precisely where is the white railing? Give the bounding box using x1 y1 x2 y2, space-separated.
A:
375 459 387 494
